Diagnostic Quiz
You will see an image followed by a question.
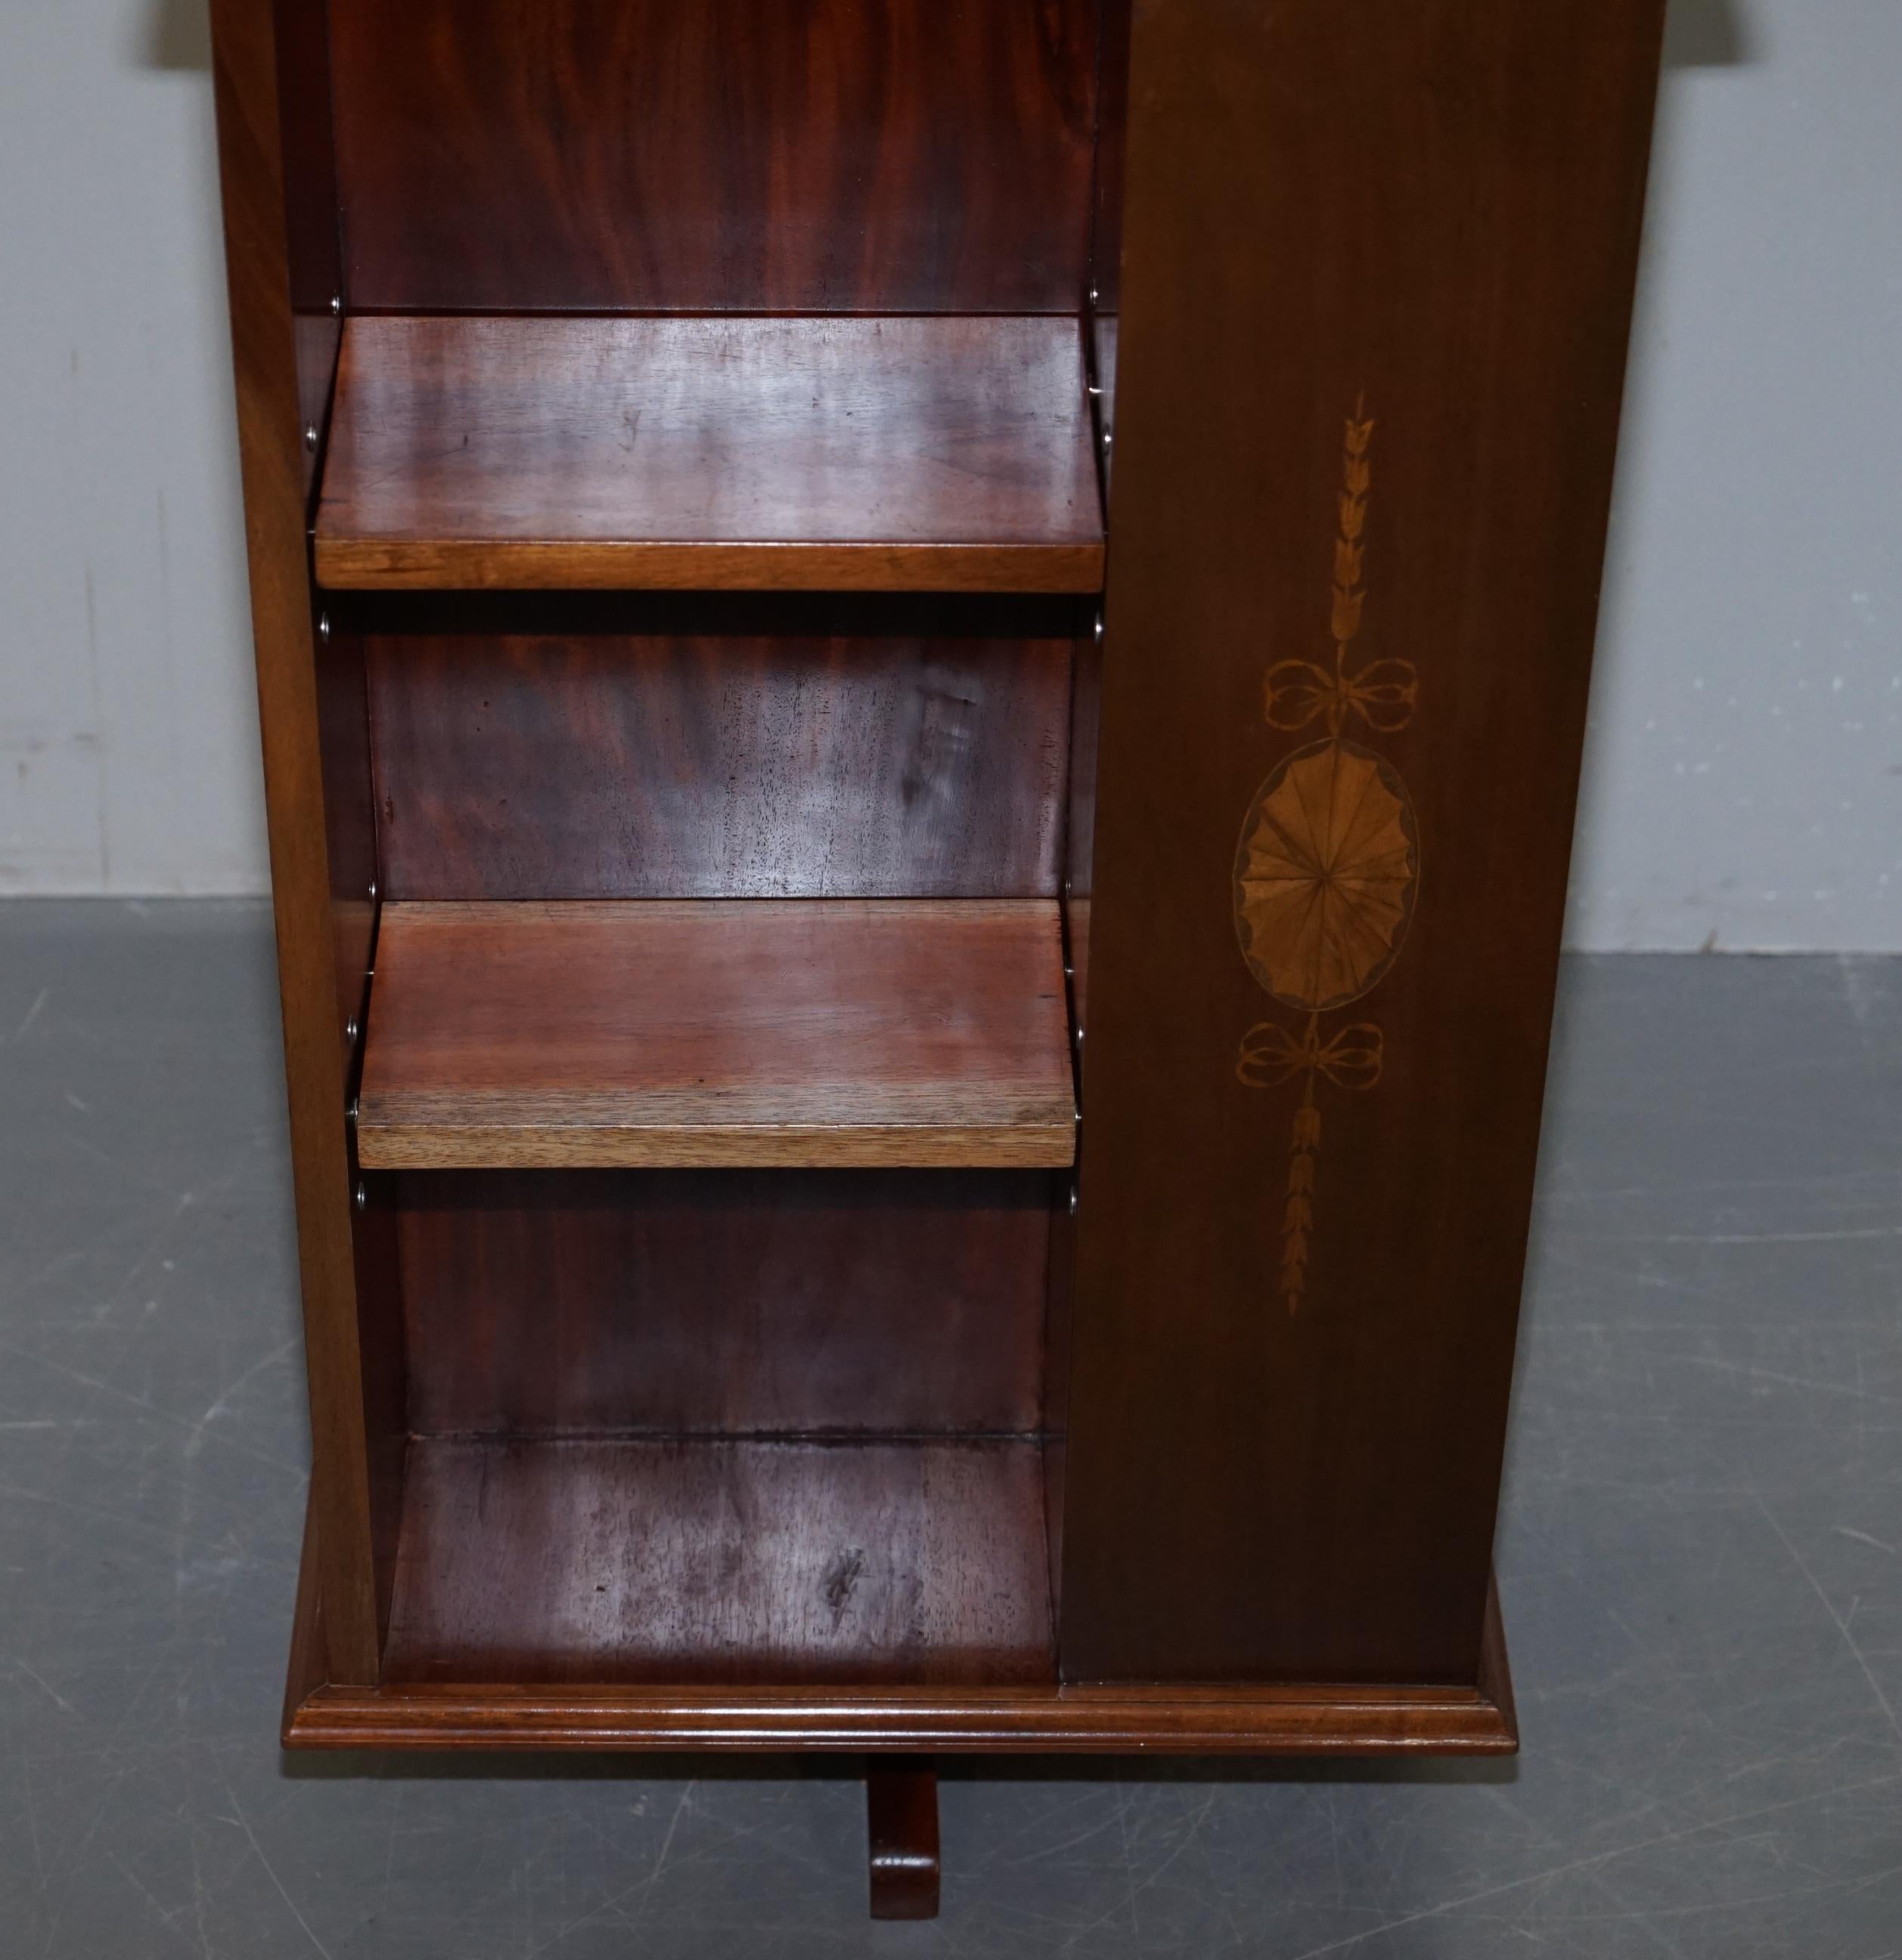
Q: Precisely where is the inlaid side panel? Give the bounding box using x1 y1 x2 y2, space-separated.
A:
396 1170 1053 1437
328 0 1098 313
1060 0 1665 1684
365 602 1076 901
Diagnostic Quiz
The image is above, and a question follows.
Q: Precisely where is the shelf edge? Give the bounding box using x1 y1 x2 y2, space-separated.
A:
355 1121 1079 1171
314 538 1107 595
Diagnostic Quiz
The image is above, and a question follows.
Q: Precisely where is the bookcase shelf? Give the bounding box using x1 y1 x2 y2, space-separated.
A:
356 899 1078 1170
382 1436 1055 1688
314 315 1106 594
213 0 1662 1911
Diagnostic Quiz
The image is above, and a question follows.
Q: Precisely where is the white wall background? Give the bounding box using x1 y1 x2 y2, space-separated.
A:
2 0 1897 948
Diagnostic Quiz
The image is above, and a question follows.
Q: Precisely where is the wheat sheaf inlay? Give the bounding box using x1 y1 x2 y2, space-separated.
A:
1233 403 1419 1316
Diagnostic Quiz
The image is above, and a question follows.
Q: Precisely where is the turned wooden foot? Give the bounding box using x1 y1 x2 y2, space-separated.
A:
866 1756 940 1919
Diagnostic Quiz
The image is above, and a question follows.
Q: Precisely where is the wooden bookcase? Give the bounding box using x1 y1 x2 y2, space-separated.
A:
209 0 1665 1919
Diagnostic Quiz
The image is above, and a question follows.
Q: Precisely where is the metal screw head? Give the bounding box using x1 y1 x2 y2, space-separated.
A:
304 423 319 451
354 1181 367 1211
345 1016 360 1044
368 880 378 901
330 294 343 317
1088 287 1100 304
317 612 330 643
347 1096 361 1126
1069 1183 1080 1217
1094 616 1105 642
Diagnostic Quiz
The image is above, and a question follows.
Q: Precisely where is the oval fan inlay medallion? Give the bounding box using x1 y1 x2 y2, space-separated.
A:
1233 737 1419 1015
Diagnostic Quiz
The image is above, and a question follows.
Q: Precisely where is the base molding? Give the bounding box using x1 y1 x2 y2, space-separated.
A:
282 1552 1506 1756
283 1505 1516 1754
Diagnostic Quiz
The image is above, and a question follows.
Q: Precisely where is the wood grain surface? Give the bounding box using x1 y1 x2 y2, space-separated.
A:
357 901 1077 1168
867 1760 941 1918
327 0 1097 313
209 0 381 1682
1060 0 1666 1685
381 1437 1056 1688
395 1168 1053 1437
314 316 1104 592
362 603 1077 901
287 1569 1518 1751
288 1676 1519 1753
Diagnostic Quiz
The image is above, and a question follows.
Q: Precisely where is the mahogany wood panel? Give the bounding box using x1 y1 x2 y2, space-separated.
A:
358 901 1077 1169
363 608 1075 901
313 623 374 1075
1085 0 1129 476
381 1437 1055 1689
867 1760 940 1919
350 1176 408 1639
315 316 1104 593
288 1574 1515 1752
327 0 1097 314
1060 0 1665 1684
281 1487 328 1742
271 0 342 498
290 1678 1517 1752
209 0 380 1682
396 1169 1052 1437
1088 0 1131 323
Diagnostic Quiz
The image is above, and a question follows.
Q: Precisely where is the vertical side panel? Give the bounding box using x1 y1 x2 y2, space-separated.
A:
209 0 380 1681
272 0 343 499
1061 0 1665 1683
315 625 374 1066
1084 0 1130 456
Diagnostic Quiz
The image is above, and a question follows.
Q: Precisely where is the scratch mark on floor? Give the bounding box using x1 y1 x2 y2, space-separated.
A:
1837 1527 1898 1556
11 987 49 1043
182 1337 299 1460
9 1657 76 1714
1755 1491 1902 1745
1279 1770 1902 1960
225 1783 334 1960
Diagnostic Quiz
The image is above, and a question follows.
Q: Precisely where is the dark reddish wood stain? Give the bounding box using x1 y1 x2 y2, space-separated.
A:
396 1169 1053 1437
209 0 380 1682
348 1179 408 1642
314 315 1104 593
286 1639 1518 1754
271 0 343 498
312 622 374 1074
327 0 1099 313
381 1437 1056 1689
867 1760 941 1919
365 609 1076 902
1060 0 1666 1684
208 0 1662 1792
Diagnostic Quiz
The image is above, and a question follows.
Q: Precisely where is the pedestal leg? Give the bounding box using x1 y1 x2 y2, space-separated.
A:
866 1755 939 1920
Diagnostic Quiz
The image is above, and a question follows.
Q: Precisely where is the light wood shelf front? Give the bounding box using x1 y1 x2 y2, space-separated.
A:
356 899 1078 1169
314 315 1105 593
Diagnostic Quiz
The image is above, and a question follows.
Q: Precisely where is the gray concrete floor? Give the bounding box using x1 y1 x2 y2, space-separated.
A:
2 901 1899 1958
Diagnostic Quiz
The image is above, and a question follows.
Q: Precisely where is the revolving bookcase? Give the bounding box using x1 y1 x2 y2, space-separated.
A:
210 0 1665 1920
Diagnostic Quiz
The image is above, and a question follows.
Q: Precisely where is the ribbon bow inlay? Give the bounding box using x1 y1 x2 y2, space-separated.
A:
1236 1018 1385 1094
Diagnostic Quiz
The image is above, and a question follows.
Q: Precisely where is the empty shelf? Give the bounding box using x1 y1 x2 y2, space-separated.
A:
381 1436 1055 1688
314 315 1106 592
356 899 1078 1168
